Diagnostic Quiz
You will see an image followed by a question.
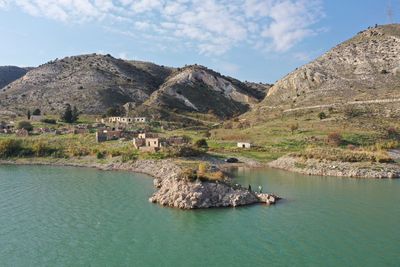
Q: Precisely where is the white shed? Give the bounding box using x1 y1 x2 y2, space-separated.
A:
237 142 251 149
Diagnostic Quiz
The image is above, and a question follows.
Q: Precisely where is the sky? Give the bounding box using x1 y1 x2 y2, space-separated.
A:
0 0 398 83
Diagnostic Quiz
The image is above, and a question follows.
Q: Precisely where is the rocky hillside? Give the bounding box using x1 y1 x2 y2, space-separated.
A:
0 66 31 89
0 55 264 119
0 54 173 114
251 24 400 119
134 65 267 119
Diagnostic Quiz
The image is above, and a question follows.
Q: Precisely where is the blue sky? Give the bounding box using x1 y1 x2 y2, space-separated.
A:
0 0 398 83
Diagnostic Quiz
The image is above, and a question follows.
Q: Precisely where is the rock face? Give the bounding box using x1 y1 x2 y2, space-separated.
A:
149 178 261 209
249 24 400 119
0 55 265 120
132 65 267 119
269 156 400 179
0 66 31 89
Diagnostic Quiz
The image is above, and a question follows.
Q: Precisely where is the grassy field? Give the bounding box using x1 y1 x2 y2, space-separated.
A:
1 111 399 164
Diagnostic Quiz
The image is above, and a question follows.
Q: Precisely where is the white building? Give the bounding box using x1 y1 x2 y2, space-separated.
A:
237 142 251 149
30 115 43 121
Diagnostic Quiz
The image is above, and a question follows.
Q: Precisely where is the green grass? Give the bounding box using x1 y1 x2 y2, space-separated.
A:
1 112 399 164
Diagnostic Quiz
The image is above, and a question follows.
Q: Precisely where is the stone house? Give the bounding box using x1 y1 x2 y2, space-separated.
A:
96 129 123 143
108 117 147 124
30 115 43 121
134 117 146 123
237 142 252 149
146 138 160 148
167 136 190 146
132 133 164 151
138 132 157 139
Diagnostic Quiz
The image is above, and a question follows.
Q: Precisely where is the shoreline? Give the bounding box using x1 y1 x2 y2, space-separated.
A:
0 156 279 209
268 156 400 179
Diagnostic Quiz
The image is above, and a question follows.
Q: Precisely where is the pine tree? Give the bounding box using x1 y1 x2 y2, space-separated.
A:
61 104 73 123
72 106 79 123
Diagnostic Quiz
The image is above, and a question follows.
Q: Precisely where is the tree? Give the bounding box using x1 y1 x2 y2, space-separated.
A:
17 121 33 132
27 110 31 120
72 106 79 123
194 139 208 149
60 104 73 123
318 112 327 120
32 108 41 116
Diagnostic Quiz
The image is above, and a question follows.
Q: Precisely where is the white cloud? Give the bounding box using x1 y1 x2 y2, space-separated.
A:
260 0 324 51
0 0 325 55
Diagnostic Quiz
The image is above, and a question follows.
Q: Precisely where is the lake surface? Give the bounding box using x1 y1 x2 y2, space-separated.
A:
0 165 399 266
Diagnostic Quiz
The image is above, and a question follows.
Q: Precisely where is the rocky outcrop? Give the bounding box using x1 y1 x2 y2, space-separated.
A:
269 156 400 179
149 177 277 209
134 65 266 119
132 159 278 209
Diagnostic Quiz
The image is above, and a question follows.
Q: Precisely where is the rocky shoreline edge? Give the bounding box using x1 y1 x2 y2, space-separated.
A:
0 157 280 209
268 156 400 179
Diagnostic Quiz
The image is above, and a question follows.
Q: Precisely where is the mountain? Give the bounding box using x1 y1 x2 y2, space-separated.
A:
133 65 268 119
250 24 400 119
0 54 266 120
0 66 32 89
0 54 173 114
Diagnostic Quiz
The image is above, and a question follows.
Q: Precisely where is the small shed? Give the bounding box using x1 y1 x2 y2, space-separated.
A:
30 115 43 121
237 142 251 149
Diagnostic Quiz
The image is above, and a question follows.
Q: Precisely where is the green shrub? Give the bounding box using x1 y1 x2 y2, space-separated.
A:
96 151 105 159
0 139 22 158
17 121 33 132
194 139 208 149
32 109 41 116
318 112 327 120
31 142 55 157
121 152 138 162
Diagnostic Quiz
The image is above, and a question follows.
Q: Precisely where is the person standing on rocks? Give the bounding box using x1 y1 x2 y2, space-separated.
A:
258 185 263 193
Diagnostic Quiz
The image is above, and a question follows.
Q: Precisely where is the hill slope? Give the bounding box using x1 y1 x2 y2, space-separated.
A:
134 65 267 120
250 24 400 119
0 66 31 89
0 54 173 114
0 55 266 120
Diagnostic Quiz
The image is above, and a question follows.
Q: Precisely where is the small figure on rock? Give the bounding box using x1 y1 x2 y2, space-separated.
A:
248 184 252 192
258 185 263 193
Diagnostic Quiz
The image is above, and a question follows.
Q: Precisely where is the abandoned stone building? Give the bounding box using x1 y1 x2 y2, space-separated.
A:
108 117 147 124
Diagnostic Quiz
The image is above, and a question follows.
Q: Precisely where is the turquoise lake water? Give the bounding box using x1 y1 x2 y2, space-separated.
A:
0 165 399 266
